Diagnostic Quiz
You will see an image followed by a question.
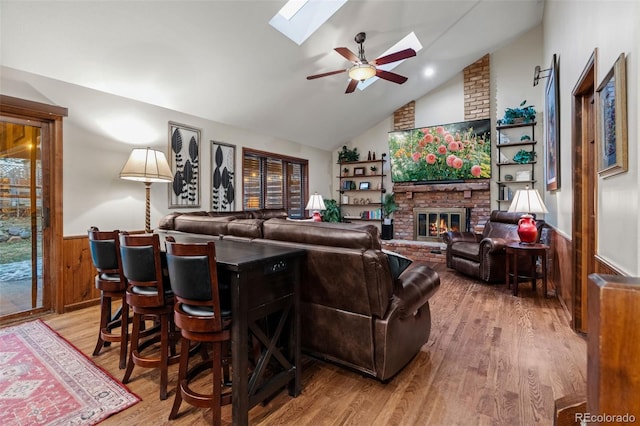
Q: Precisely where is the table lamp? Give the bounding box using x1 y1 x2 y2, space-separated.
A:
305 192 326 222
120 147 173 233
507 186 548 244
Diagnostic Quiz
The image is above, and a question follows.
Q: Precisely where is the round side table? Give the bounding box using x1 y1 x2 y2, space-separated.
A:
505 241 549 297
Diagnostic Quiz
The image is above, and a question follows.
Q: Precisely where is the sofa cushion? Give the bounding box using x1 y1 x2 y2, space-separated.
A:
174 215 234 236
448 241 481 262
262 218 381 250
250 208 288 219
207 211 253 219
226 218 264 238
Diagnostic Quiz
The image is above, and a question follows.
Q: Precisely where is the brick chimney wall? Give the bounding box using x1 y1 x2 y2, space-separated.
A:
393 101 415 130
464 54 490 120
388 54 492 253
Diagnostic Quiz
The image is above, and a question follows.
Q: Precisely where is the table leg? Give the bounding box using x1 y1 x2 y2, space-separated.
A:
542 251 548 298
505 249 511 289
513 252 519 296
531 255 537 292
232 273 249 426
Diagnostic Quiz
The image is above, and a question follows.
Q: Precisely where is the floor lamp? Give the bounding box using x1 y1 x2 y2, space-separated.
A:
120 147 173 233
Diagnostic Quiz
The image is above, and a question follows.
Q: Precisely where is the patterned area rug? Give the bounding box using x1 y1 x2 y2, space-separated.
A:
0 319 139 425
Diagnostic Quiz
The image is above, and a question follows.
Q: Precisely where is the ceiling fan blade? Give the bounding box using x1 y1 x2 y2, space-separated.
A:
345 79 359 94
371 48 416 66
376 69 408 84
307 69 347 80
335 47 359 63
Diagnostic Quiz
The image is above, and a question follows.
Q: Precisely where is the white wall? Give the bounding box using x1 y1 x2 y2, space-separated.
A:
543 1 639 275
1 67 333 236
491 25 544 211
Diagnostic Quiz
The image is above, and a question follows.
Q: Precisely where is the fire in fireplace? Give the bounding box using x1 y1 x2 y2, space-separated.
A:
414 208 468 242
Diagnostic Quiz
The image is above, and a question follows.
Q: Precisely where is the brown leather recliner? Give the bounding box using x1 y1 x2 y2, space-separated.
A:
443 210 545 283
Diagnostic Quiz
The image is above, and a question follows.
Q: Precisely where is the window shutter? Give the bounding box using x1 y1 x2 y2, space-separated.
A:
265 158 283 209
242 148 308 215
243 154 262 209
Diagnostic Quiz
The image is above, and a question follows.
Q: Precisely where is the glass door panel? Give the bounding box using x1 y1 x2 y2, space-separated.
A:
0 121 44 317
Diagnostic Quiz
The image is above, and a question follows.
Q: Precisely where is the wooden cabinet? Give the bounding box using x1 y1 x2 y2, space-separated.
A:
338 153 386 222
495 122 537 207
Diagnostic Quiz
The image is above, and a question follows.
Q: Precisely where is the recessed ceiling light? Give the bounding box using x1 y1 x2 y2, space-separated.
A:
424 67 435 77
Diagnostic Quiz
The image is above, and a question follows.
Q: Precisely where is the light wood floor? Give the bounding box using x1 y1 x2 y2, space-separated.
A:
37 265 586 425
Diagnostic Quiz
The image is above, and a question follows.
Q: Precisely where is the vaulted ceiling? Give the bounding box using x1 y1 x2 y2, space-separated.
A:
1 1 544 150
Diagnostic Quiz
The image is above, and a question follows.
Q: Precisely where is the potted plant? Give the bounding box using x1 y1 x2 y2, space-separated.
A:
338 146 359 163
381 193 398 240
369 165 378 174
343 167 350 176
382 193 398 224
322 199 341 223
499 100 537 125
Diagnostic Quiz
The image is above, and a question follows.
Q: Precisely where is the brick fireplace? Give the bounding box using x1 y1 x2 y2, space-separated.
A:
381 181 491 263
414 207 468 242
392 181 491 241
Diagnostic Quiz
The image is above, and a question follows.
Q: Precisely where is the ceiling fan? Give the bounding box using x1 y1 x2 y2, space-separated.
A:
307 32 417 94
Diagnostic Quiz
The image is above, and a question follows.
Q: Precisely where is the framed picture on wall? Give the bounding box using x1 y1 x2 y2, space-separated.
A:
544 54 560 191
597 53 628 178
168 122 201 208
211 141 236 211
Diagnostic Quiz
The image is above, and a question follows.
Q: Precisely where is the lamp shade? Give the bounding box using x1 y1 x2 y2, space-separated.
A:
119 147 173 183
507 187 548 214
305 192 325 222
305 193 326 211
507 186 548 244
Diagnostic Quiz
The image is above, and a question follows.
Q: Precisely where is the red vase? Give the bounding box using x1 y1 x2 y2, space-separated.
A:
517 214 538 243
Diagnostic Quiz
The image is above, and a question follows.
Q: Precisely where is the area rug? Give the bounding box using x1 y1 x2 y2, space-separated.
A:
0 319 139 425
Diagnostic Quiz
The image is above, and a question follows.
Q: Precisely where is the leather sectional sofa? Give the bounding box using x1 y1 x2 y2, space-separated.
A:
157 209 440 381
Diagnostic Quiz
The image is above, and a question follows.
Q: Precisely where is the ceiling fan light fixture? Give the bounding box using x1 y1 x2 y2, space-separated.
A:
348 63 376 81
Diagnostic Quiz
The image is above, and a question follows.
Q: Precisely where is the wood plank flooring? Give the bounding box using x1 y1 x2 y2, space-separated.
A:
32 265 586 425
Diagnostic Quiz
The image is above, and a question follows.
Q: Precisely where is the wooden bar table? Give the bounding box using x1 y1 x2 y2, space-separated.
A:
162 236 305 426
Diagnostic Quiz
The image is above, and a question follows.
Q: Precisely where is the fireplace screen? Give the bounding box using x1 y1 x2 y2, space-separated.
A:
414 208 467 241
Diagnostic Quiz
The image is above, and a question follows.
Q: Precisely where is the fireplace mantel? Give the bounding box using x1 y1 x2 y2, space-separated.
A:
392 181 490 194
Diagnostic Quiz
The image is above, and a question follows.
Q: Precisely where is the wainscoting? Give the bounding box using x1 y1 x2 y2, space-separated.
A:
62 235 99 312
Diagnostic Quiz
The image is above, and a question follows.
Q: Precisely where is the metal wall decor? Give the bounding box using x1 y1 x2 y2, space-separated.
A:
168 122 201 208
211 141 236 211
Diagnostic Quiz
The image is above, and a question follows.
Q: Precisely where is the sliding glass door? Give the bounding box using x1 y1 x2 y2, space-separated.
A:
0 119 47 318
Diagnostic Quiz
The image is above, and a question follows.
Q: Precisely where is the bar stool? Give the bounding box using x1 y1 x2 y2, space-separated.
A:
165 240 232 424
119 232 180 400
87 227 128 369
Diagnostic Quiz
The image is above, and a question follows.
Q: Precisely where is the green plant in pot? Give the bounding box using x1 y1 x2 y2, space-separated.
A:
499 100 536 125
322 199 341 223
338 146 359 163
382 193 398 225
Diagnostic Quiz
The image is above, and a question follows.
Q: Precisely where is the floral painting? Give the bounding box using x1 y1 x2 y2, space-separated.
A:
388 119 491 183
168 122 200 208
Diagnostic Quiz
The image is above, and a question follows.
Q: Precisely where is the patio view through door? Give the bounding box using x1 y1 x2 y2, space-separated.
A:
0 119 48 319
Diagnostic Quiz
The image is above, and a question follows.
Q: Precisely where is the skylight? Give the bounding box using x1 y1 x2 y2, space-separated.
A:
358 32 423 90
269 0 348 45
